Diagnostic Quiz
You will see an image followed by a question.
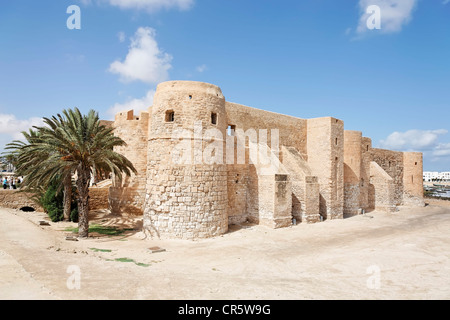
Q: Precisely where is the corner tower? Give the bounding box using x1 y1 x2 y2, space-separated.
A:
143 81 229 239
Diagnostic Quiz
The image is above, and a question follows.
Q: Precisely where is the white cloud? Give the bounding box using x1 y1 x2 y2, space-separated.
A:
355 0 417 35
0 114 44 152
433 143 450 157
379 129 448 151
196 64 207 73
379 129 450 169
109 27 172 84
443 0 450 5
107 0 193 12
107 89 155 119
80 0 194 12
0 114 44 140
118 31 126 43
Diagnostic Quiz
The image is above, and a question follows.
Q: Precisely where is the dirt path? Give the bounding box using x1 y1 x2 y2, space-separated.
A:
1 202 450 300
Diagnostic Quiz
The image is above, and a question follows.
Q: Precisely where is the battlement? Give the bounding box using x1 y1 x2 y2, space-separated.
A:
115 109 150 123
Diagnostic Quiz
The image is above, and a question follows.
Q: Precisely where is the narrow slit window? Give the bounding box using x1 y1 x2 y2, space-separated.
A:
211 113 217 125
166 110 175 122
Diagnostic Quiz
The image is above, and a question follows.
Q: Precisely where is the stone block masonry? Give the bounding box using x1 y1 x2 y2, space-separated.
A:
0 190 43 211
108 80 424 240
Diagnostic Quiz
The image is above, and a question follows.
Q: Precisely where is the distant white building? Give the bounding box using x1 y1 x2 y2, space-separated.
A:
423 171 450 182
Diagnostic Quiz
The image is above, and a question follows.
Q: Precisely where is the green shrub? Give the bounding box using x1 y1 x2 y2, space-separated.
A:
41 179 78 222
42 183 64 222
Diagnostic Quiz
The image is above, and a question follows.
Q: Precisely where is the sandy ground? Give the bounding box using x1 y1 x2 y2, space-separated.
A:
1 200 450 300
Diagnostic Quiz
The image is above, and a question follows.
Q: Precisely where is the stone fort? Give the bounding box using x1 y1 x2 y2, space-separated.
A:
104 80 424 240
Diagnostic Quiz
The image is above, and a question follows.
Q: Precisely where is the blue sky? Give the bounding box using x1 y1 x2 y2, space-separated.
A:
0 0 449 171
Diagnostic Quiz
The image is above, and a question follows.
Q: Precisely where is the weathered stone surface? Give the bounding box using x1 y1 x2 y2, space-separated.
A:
0 190 42 211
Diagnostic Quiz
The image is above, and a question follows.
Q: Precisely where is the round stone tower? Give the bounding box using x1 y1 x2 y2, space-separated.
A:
143 81 229 239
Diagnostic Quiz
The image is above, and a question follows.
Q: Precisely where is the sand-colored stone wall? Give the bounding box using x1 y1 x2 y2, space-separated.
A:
360 137 372 211
89 188 110 211
371 148 404 206
0 190 42 211
227 164 249 225
369 162 396 212
225 102 307 157
344 130 362 216
403 152 425 206
281 146 320 223
111 109 150 215
307 117 344 220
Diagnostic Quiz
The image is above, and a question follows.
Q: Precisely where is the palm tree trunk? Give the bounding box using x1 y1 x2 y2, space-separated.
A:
76 165 91 238
63 174 72 221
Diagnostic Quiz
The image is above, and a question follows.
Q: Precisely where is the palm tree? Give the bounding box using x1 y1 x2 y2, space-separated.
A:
6 108 137 238
5 127 74 220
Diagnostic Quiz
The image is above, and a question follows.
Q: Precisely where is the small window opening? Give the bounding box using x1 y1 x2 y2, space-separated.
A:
415 162 418 166
335 138 338 146
189 95 192 100
227 125 236 136
165 110 175 122
211 112 217 125
367 145 369 151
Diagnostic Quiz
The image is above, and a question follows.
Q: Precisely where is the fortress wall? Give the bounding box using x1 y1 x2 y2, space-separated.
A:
281 146 320 223
88 188 110 211
403 152 425 206
246 165 259 224
344 131 362 216
227 164 249 225
110 109 150 215
225 102 308 157
246 173 292 229
371 148 404 206
303 176 320 223
307 117 344 220
99 120 114 128
360 137 372 211
109 187 144 215
369 161 396 212
103 80 425 239
272 174 293 228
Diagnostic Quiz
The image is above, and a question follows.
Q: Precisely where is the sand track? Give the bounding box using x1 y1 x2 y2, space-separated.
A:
1 201 450 300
